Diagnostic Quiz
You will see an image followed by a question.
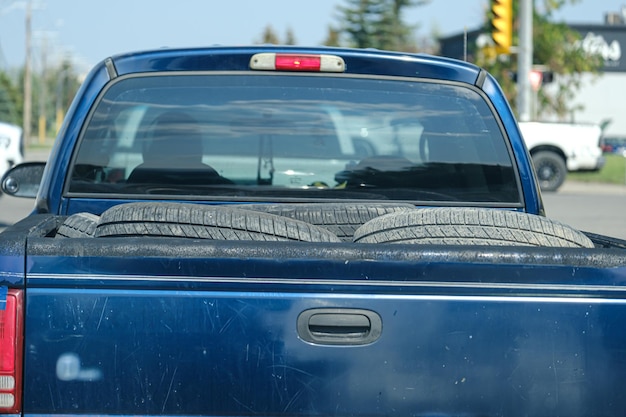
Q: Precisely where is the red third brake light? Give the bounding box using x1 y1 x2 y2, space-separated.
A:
275 55 321 71
0 289 22 414
250 53 346 72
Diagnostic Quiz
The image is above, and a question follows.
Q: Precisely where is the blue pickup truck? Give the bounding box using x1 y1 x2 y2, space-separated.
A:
2 45 626 417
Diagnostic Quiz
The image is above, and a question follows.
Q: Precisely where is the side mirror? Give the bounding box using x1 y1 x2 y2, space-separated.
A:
1 162 46 198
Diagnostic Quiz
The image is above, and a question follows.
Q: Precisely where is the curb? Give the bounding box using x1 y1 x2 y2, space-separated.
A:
557 180 626 195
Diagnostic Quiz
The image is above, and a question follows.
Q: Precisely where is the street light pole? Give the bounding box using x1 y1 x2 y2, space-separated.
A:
22 0 32 145
516 0 533 122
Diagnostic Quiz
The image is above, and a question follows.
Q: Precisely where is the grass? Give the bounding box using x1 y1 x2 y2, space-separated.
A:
567 154 626 185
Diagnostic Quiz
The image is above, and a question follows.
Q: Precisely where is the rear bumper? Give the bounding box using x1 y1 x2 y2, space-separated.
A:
566 148 605 172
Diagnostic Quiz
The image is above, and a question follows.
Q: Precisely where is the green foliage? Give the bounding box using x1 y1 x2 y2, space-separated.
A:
258 25 281 44
333 0 429 52
284 28 297 45
476 0 602 119
1 59 82 139
323 26 342 47
256 25 298 45
533 15 602 118
25 59 81 138
0 71 20 124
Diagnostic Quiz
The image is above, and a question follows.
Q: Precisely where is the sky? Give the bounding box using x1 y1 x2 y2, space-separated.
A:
0 0 624 73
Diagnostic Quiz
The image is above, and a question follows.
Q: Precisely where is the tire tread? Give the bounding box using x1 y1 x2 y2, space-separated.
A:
353 207 594 248
95 202 341 242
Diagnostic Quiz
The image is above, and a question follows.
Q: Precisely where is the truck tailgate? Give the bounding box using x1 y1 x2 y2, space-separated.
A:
22 237 626 417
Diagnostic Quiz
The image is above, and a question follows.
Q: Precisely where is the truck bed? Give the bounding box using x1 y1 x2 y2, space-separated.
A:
4 215 626 416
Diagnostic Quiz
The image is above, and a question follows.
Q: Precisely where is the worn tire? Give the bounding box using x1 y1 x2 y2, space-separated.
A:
95 202 341 242
232 203 416 241
353 207 594 248
55 212 100 238
532 151 567 192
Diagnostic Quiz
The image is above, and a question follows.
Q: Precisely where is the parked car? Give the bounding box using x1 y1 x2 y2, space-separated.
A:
602 137 626 156
0 121 24 192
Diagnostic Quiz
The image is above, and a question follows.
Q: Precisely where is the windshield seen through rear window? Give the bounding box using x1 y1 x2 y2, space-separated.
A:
69 73 520 204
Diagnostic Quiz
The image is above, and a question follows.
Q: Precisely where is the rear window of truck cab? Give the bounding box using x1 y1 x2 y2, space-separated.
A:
68 73 521 204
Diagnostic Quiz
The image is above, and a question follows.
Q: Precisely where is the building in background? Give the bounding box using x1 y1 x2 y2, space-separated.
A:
438 7 626 141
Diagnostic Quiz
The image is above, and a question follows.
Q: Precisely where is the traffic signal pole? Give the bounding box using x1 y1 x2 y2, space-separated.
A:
516 0 533 122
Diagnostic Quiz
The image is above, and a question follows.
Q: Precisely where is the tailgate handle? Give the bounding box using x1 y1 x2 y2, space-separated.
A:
297 308 382 345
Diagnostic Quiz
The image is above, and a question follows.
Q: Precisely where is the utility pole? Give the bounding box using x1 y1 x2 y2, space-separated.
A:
516 0 533 122
38 36 47 144
23 0 32 145
55 68 66 134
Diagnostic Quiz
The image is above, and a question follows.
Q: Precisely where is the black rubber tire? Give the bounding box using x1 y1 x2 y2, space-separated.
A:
532 151 567 192
353 207 595 248
231 203 416 241
55 212 100 238
95 202 341 242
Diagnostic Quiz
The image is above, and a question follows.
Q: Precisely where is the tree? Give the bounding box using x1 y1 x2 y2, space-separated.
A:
257 25 281 44
284 27 297 45
323 26 342 47
333 0 430 52
532 12 602 118
256 25 298 45
0 71 20 124
475 0 603 119
8 60 82 140
45 60 82 135
338 0 374 49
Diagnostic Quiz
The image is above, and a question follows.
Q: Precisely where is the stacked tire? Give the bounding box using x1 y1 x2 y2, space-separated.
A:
55 203 594 249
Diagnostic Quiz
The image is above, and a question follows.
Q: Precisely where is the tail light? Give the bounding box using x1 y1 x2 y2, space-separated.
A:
250 53 346 72
0 288 22 414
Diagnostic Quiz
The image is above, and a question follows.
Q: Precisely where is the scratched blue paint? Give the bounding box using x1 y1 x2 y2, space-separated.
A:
22 286 626 416
5 45 625 417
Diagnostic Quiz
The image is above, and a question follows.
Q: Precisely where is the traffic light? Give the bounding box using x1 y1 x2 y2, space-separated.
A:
491 0 512 54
